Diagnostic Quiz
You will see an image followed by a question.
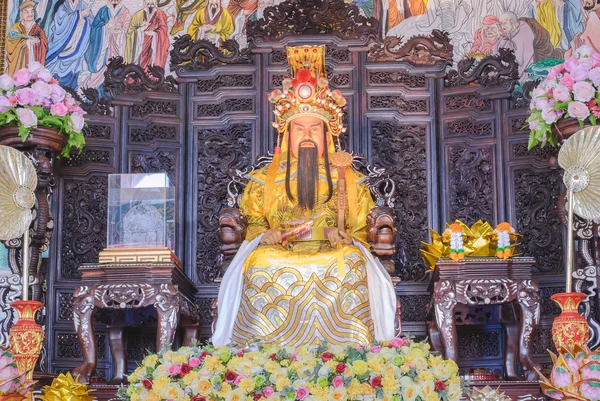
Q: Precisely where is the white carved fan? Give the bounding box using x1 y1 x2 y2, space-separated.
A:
558 126 600 291
0 145 37 300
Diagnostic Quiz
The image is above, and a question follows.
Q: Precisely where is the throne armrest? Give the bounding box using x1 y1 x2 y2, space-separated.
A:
217 208 247 275
367 206 397 276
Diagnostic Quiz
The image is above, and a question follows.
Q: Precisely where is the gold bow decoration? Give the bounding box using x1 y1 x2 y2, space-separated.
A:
40 373 95 401
420 220 521 270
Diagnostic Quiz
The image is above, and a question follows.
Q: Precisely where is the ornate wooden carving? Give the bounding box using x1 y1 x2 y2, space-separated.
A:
196 98 254 117
61 176 108 280
83 125 112 140
130 152 177 184
104 57 178 96
446 119 493 137
458 330 501 358
447 145 494 225
444 94 492 112
64 150 112 167
446 48 519 89
170 36 253 72
64 87 112 116
369 95 428 113
57 332 106 359
368 30 453 66
513 169 563 273
131 100 178 118
130 126 178 143
196 124 253 283
246 0 379 45
371 122 428 281
196 74 253 93
368 71 427 88
510 80 538 110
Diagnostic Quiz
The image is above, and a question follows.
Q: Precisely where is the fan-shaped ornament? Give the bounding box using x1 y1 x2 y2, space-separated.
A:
0 146 37 241
558 126 600 221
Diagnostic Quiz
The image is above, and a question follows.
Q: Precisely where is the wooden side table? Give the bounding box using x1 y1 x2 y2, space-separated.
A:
427 257 541 381
71 261 199 383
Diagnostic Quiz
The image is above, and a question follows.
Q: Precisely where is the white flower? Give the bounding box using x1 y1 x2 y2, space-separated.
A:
0 74 15 91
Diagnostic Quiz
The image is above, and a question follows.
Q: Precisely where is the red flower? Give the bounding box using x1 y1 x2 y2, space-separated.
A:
225 370 238 383
253 393 262 401
435 380 446 391
310 77 317 86
180 363 192 377
335 363 345 374
142 379 152 389
191 396 206 401
370 376 382 388
237 350 244 357
292 78 299 87
321 352 334 362
297 69 312 83
199 351 210 361
269 353 277 361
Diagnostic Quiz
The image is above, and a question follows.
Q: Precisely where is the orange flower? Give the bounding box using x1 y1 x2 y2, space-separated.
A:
496 222 511 231
449 223 462 233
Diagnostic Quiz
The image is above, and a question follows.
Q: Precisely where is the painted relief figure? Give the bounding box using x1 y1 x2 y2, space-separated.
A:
6 0 48 76
125 0 170 70
493 12 536 76
566 0 600 57
469 15 502 56
531 0 561 47
45 0 93 89
187 0 235 44
84 0 131 90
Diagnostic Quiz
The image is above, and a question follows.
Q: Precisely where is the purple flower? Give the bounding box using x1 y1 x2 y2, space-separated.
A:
573 81 595 102
16 108 38 128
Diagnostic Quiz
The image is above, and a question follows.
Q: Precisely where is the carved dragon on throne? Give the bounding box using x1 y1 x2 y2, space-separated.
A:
214 153 402 337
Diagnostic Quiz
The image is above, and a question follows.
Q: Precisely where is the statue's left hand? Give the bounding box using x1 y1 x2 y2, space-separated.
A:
328 229 352 247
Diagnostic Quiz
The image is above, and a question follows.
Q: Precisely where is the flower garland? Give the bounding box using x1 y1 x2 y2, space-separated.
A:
120 338 463 401
0 62 86 157
493 223 514 260
527 45 600 150
446 224 464 262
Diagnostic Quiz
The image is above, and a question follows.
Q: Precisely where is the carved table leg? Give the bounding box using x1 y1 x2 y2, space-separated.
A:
108 326 127 384
181 316 199 346
72 286 97 383
503 318 520 380
433 280 457 360
517 280 541 380
427 319 444 354
155 285 180 353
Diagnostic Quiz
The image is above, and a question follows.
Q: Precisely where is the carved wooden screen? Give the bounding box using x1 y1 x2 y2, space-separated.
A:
43 0 566 379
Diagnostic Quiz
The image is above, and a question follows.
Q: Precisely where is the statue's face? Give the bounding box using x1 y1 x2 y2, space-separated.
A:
289 115 326 159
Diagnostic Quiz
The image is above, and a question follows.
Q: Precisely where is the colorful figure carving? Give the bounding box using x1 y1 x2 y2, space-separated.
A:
187 0 235 44
212 45 396 348
125 0 170 70
469 15 502 56
6 0 48 76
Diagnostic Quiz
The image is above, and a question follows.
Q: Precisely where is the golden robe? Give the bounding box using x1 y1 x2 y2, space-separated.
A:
536 0 561 48
187 7 234 41
230 157 377 347
6 22 48 76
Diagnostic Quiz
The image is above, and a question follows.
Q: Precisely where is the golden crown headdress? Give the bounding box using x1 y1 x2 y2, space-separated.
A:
268 45 347 138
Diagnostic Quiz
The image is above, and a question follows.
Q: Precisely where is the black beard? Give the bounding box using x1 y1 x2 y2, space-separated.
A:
296 141 319 210
583 2 597 10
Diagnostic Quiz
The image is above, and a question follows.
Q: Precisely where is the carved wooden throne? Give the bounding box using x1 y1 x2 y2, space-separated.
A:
214 153 402 337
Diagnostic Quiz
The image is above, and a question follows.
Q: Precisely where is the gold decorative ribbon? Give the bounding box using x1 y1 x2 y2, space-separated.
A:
40 373 95 401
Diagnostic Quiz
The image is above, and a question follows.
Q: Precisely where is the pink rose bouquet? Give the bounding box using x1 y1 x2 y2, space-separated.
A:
527 46 600 149
0 345 34 397
0 62 86 157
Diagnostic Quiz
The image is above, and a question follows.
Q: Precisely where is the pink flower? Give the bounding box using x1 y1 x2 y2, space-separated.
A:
529 119 539 130
16 108 38 128
332 376 344 388
69 114 85 132
13 69 32 86
568 101 591 120
561 74 575 89
0 74 15 90
15 88 36 106
552 84 571 102
262 386 274 397
391 338 406 347
575 45 595 59
27 61 44 74
234 375 245 386
573 81 595 102
547 65 562 80
36 69 53 83
290 353 298 362
593 53 600 67
0 96 12 113
356 346 364 351
32 81 53 98
0 378 20 394
370 345 381 353
8 96 17 107
65 94 76 107
50 84 66 102
189 357 201 368
542 107 558 124
571 66 589 82
565 57 579 72
295 387 309 400
579 56 596 70
588 68 600 86
167 364 181 376
50 102 69 116
535 97 553 110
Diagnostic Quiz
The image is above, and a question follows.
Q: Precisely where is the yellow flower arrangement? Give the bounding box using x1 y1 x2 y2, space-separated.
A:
119 338 463 401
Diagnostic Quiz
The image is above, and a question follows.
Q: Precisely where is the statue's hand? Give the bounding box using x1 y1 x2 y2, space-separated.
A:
328 229 352 247
260 229 283 245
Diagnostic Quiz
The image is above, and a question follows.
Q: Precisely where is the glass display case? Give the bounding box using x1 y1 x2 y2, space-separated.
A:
107 173 175 250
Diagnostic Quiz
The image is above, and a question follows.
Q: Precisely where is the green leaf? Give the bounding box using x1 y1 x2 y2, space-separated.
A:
591 115 598 126
29 106 45 118
579 119 584 128
18 124 30 141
